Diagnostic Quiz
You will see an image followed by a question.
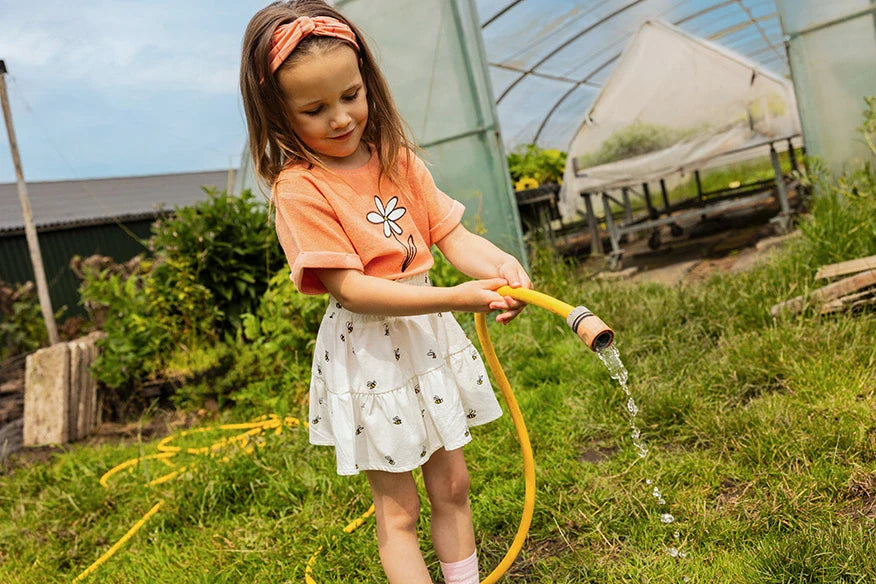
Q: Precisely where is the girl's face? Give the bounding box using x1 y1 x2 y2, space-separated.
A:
277 44 369 169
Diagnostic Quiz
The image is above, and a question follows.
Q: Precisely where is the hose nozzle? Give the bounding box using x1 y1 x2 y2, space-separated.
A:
566 306 614 351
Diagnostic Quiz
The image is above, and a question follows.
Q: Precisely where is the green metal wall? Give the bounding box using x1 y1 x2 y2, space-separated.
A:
0 220 152 318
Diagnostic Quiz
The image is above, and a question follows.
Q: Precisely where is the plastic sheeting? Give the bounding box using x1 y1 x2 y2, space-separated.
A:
558 19 799 217
775 0 876 174
478 0 789 152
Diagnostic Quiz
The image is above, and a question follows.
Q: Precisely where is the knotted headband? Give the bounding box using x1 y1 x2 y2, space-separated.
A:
268 16 359 74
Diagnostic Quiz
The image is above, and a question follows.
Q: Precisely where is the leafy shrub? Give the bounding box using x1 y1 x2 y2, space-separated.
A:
80 254 222 406
0 281 47 361
507 144 567 184
149 188 285 333
211 266 326 414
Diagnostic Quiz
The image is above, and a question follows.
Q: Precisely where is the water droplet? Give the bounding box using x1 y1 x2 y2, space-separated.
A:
666 546 679 557
652 487 661 497
636 445 649 457
660 513 675 524
673 531 680 539
679 551 687 559
631 428 641 439
646 479 652 485
658 498 666 505
626 397 638 416
683 577 690 583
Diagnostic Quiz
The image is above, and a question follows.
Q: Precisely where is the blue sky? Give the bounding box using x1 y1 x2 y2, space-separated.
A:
0 0 268 183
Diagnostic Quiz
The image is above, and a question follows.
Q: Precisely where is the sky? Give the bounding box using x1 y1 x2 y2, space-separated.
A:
0 0 268 183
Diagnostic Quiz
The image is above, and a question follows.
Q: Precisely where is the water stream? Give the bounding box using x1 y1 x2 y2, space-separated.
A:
597 344 689 567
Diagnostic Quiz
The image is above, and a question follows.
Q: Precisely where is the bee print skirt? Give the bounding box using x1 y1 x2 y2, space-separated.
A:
308 274 503 475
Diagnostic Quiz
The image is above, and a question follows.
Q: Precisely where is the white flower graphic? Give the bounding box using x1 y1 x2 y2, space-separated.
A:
365 195 417 271
366 196 406 238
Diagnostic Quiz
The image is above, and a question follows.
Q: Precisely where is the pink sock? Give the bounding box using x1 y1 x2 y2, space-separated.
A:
439 551 479 584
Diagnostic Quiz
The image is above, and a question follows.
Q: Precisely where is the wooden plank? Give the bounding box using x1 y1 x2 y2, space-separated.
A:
815 255 876 280
820 287 876 314
771 269 876 317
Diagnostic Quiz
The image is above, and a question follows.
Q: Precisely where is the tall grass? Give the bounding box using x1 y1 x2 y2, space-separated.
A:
1 191 874 583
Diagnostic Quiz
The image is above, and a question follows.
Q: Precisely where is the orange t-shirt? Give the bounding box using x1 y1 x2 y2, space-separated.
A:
272 149 465 295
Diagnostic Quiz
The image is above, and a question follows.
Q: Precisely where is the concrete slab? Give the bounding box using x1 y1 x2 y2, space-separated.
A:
23 343 70 446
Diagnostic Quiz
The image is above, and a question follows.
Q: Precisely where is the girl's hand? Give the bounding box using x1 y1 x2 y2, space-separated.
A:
493 259 533 325
452 278 508 314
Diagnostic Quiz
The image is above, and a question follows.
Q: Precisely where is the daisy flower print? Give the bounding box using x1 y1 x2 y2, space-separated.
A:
366 195 417 271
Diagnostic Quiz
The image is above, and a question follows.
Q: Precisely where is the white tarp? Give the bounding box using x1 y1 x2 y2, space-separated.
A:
559 19 801 218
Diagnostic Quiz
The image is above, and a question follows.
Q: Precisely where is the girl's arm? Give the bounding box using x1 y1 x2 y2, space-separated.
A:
436 223 532 324
316 268 509 316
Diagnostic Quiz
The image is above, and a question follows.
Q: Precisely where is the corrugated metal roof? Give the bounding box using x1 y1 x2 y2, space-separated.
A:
0 170 231 234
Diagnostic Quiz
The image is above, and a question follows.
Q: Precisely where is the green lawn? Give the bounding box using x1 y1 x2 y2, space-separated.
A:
1 193 874 583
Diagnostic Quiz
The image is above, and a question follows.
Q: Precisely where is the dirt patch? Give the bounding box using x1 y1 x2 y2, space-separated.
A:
577 444 620 464
841 473 876 519
90 404 217 445
716 478 751 511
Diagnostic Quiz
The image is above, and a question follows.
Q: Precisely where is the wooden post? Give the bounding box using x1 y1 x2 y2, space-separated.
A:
0 60 58 345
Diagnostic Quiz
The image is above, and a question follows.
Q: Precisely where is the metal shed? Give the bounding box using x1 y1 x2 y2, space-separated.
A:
0 170 229 315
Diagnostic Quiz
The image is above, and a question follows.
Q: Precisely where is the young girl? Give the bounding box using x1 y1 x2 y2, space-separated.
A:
240 2 531 582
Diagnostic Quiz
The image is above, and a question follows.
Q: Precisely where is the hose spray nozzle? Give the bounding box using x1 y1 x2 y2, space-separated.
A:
566 306 614 351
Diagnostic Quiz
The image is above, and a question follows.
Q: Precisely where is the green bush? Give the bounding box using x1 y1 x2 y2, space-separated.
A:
507 144 567 184
0 282 47 361
200 266 326 414
149 188 285 333
80 255 221 403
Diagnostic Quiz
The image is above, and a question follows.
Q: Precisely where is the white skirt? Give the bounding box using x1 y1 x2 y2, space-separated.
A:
308 273 503 475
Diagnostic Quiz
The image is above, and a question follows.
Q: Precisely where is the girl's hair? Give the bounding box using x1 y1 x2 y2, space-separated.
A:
240 0 416 187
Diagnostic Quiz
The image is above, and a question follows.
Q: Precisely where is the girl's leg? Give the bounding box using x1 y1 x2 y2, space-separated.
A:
365 469 433 584
421 447 476 563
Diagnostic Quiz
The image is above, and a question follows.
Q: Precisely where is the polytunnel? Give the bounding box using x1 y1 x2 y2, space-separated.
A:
240 0 815 264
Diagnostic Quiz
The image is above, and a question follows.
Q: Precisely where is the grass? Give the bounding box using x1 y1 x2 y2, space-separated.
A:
1 193 875 583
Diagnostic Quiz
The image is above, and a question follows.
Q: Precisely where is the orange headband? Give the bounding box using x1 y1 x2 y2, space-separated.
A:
268 16 359 74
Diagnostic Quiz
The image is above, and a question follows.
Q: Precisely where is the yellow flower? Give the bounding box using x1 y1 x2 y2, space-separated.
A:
514 177 539 191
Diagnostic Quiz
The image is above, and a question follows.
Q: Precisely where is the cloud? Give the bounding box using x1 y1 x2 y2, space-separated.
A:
1 0 253 95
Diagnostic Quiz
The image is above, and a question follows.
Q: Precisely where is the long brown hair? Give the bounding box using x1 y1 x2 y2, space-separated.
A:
240 0 416 188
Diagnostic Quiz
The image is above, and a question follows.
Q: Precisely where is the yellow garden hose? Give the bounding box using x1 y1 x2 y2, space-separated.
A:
474 286 612 584
73 286 613 584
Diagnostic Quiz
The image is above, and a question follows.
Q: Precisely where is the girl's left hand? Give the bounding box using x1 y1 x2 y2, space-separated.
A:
494 259 533 325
